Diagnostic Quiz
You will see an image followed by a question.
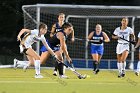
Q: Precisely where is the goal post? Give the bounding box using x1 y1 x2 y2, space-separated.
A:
22 4 140 69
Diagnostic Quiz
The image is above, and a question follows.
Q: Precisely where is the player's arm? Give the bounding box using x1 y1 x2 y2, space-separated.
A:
58 32 72 63
71 29 75 42
17 29 31 41
88 31 94 40
130 32 136 42
112 29 119 39
135 38 140 49
102 32 110 42
50 24 56 37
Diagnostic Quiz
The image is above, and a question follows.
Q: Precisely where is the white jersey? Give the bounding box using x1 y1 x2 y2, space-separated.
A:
22 29 46 48
113 27 134 43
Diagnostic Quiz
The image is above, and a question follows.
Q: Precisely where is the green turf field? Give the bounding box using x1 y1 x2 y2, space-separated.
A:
0 68 140 93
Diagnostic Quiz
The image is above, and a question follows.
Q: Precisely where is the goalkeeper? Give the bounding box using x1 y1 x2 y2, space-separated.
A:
88 24 110 74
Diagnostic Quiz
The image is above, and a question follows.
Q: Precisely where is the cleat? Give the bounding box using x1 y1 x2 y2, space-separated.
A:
94 69 100 74
23 65 29 72
135 72 139 76
35 74 43 78
13 58 18 69
122 70 125 77
118 73 122 78
53 71 57 76
59 75 68 79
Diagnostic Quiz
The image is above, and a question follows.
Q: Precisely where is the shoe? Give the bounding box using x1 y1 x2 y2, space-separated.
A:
35 74 43 78
59 75 68 79
23 65 28 72
122 70 125 77
94 69 100 74
118 73 122 78
53 71 57 76
13 58 18 69
135 72 139 76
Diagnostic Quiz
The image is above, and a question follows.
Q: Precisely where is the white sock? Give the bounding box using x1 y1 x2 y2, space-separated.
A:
117 62 122 73
122 61 126 71
34 60 40 75
136 61 140 72
17 61 29 67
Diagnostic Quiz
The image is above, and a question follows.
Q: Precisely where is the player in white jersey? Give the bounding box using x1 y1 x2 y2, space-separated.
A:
15 23 58 78
112 17 135 78
134 32 140 76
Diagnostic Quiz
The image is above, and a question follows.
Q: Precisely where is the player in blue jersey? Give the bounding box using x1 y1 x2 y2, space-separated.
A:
50 13 74 76
88 24 110 74
40 22 73 78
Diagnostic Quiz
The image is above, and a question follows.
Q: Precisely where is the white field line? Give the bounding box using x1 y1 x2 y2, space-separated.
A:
0 81 57 84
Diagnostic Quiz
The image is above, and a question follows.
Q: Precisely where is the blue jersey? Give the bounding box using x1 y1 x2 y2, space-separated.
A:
90 31 104 55
40 29 67 52
55 22 63 32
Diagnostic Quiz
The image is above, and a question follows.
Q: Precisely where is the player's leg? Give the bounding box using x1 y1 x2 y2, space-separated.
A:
121 50 129 77
117 54 122 78
55 50 67 78
135 52 140 76
26 48 43 78
40 51 50 65
91 54 99 74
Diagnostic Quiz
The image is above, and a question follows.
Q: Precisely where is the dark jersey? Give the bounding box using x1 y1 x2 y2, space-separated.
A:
49 30 67 47
91 31 104 44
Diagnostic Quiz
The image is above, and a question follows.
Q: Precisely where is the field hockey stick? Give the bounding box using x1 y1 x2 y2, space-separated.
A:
62 62 87 79
104 30 136 45
75 37 101 43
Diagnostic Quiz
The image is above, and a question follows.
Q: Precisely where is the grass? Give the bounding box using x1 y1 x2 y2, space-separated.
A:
0 68 140 93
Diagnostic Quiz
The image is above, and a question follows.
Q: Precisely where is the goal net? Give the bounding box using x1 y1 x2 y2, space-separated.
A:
21 4 140 69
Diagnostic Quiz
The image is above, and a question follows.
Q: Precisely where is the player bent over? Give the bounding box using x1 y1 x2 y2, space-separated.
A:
88 24 110 74
40 22 73 78
112 17 135 78
15 23 58 78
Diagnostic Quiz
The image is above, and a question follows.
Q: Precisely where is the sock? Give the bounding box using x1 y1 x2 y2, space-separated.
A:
34 60 40 75
96 61 100 70
93 61 96 71
122 61 126 71
117 62 122 73
17 61 29 67
137 61 140 72
58 63 63 75
54 62 58 71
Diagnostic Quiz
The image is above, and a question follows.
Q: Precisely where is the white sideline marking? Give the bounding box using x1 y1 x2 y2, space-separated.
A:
0 65 13 68
0 81 57 84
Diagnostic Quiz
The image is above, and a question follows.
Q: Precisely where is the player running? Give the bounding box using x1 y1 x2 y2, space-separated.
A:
88 24 110 74
15 23 58 78
134 32 140 76
50 13 75 76
112 17 135 78
40 22 73 78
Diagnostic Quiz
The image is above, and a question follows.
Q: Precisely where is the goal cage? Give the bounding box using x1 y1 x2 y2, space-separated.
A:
21 4 140 69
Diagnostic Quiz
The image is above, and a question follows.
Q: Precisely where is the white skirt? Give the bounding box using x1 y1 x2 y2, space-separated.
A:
116 43 129 54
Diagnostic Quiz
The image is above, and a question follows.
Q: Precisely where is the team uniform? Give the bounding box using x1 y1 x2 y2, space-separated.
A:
135 32 140 76
40 22 63 52
113 27 134 77
90 31 104 55
113 27 134 54
20 29 46 54
17 29 47 78
40 29 67 77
